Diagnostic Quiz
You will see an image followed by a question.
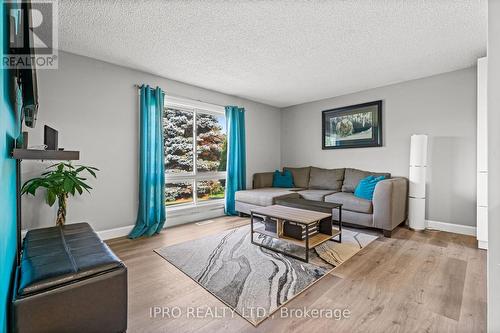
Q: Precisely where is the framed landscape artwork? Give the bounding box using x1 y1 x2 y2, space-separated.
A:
322 100 383 149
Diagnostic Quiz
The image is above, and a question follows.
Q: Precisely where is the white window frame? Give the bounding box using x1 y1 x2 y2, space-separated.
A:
164 95 226 211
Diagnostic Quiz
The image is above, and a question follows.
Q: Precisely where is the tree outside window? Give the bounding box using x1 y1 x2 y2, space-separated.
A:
164 105 226 207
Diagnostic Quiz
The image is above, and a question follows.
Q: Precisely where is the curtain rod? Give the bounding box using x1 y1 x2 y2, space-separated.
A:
134 84 226 108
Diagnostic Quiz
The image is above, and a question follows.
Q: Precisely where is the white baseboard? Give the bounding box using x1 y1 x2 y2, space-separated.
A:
478 240 488 250
22 217 476 241
21 207 226 241
96 208 225 239
425 219 476 236
97 225 135 240
93 218 477 240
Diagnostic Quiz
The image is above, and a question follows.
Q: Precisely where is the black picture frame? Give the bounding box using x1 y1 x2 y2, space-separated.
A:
322 100 383 149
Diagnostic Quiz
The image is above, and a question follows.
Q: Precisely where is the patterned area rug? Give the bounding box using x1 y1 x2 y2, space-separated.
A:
155 224 377 326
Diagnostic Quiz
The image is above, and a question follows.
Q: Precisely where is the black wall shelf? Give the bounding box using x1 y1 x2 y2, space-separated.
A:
12 149 80 160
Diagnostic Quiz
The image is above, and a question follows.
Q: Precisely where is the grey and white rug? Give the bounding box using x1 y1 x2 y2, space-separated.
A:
155 224 377 325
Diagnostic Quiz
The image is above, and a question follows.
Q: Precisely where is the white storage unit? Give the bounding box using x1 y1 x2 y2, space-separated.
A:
408 134 428 231
477 57 488 250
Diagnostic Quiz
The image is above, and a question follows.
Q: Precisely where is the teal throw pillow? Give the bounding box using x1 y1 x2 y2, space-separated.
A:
272 170 294 188
354 175 386 200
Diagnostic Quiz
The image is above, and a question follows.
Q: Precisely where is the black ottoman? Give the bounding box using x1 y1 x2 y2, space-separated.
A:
11 223 127 333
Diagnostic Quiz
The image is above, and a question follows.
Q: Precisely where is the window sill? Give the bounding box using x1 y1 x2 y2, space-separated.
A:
166 199 224 215
165 200 225 227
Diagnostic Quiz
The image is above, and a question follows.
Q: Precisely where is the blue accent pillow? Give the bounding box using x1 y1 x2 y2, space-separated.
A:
354 175 386 200
272 170 294 188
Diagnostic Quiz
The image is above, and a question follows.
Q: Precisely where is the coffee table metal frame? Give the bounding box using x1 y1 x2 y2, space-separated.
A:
250 203 342 263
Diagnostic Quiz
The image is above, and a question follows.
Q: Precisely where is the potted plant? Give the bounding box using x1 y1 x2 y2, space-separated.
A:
22 162 99 226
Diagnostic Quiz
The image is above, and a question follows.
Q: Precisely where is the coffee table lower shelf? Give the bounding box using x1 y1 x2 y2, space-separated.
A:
253 225 341 248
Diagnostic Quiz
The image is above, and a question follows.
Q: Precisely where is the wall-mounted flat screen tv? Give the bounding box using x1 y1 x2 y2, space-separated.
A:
7 0 39 129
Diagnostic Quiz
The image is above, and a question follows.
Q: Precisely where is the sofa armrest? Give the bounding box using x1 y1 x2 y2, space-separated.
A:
252 172 274 189
372 177 408 231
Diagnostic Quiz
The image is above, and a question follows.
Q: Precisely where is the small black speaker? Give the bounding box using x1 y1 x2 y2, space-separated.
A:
44 125 58 150
22 131 28 149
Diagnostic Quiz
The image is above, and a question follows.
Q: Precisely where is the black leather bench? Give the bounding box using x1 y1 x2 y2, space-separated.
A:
11 223 128 333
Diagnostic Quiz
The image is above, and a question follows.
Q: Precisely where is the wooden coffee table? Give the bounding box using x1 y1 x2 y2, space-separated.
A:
250 204 342 262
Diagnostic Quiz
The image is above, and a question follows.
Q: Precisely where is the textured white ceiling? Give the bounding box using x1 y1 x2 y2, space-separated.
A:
57 0 487 107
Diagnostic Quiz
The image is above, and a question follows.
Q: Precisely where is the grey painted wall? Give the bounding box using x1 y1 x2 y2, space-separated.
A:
22 51 281 231
281 67 477 227
488 0 500 330
21 52 478 233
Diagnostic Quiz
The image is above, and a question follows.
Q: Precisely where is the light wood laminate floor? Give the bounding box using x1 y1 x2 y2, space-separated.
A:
106 216 486 333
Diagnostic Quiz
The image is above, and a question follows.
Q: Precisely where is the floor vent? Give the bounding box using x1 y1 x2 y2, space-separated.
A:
196 220 216 226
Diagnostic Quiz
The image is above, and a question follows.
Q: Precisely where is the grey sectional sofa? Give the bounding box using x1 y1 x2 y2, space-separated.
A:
235 167 408 237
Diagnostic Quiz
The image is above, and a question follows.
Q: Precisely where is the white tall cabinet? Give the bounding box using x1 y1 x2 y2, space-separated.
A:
477 57 488 250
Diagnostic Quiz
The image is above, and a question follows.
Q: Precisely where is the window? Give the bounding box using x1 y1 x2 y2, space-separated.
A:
164 97 226 208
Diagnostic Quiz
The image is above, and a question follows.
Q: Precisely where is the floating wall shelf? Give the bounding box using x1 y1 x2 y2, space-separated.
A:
12 149 80 161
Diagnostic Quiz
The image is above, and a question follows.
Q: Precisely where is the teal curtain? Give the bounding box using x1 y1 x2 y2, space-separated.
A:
129 85 166 238
224 106 246 215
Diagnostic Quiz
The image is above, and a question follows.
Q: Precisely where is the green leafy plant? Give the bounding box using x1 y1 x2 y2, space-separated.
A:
21 162 99 226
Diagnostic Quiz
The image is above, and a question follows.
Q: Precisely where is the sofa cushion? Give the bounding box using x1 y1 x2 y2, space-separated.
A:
283 166 311 188
308 167 345 190
342 168 391 192
235 188 300 206
297 189 337 202
253 172 274 188
324 192 373 214
332 209 373 227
